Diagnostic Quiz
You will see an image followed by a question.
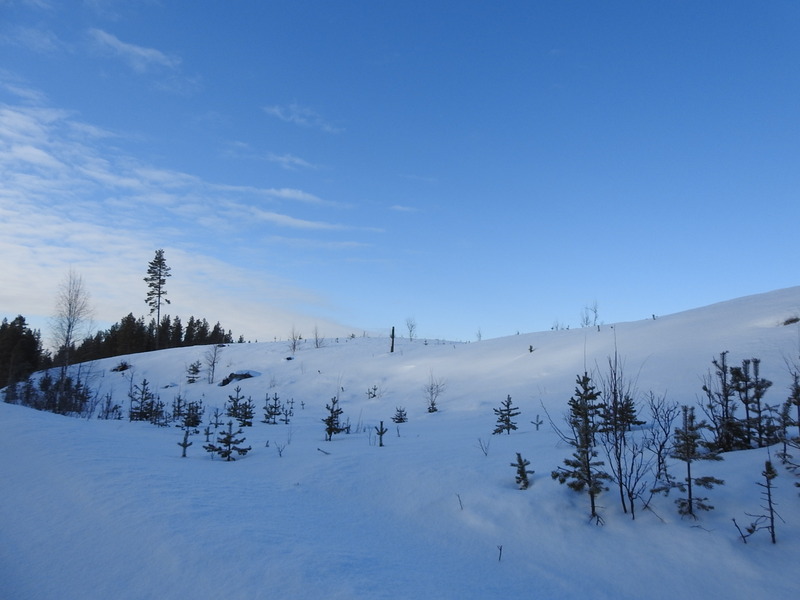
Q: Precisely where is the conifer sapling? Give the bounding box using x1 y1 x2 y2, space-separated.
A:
511 452 534 489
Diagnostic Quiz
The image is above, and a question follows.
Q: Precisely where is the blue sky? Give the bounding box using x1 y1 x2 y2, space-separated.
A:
1 1 799 344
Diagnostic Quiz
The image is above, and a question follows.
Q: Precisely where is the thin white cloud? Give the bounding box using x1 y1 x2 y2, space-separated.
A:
266 152 317 171
265 187 325 204
263 103 343 134
250 208 345 231
0 96 372 341
88 28 181 72
267 236 370 250
1 26 66 54
390 205 419 213
3 143 65 171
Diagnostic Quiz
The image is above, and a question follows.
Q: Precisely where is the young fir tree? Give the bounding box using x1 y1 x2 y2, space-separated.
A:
392 406 408 423
701 351 743 452
665 405 724 518
511 452 534 490
225 385 254 427
375 420 388 447
734 460 780 544
787 369 800 439
551 372 610 523
755 460 779 544
171 393 186 424
322 396 345 441
750 359 773 447
186 360 202 384
129 378 159 422
183 399 204 432
178 429 192 458
731 358 774 448
262 392 282 424
204 420 251 461
493 395 521 435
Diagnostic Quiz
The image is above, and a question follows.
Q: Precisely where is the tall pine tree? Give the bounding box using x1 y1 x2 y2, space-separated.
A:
144 249 171 349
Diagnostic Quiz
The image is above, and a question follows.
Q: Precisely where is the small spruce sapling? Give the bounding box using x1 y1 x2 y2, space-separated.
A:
178 428 192 458
734 460 782 544
225 385 254 427
262 393 282 424
186 360 202 384
323 396 345 441
661 405 724 518
375 420 388 447
493 395 520 435
392 406 408 423
204 420 252 461
511 452 534 489
183 399 204 431
551 373 610 523
210 407 224 429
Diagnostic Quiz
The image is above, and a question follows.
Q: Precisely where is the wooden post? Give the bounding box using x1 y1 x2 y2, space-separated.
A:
390 326 395 353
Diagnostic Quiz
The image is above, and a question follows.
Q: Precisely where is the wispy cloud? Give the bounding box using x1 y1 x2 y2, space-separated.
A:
263 103 343 134
0 98 364 339
266 152 318 171
390 205 419 213
264 187 325 204
88 28 181 72
266 236 371 250
1 25 67 54
249 208 346 231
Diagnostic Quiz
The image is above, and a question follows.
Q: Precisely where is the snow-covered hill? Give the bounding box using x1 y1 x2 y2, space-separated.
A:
2 287 800 599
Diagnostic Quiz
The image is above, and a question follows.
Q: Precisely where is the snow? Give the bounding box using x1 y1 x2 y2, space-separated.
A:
2 287 800 599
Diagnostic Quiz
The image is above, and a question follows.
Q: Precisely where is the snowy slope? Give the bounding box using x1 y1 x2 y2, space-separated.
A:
2 287 800 599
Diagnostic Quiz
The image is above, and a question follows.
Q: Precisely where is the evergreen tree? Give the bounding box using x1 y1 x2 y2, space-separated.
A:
701 351 742 452
322 396 345 441
171 393 186 424
183 400 205 432
186 360 202 384
731 358 774 448
758 460 779 544
663 405 724 518
204 420 251 461
493 395 520 435
128 378 162 423
375 420 388 446
787 369 800 438
170 315 184 348
551 373 610 523
144 249 171 349
511 452 534 489
0 315 47 390
733 460 780 544
392 406 408 423
262 392 282 424
225 385 255 427
184 316 198 346
178 429 192 458
750 359 773 447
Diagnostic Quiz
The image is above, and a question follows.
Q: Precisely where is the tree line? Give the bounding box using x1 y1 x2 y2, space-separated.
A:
72 312 236 363
0 249 239 394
